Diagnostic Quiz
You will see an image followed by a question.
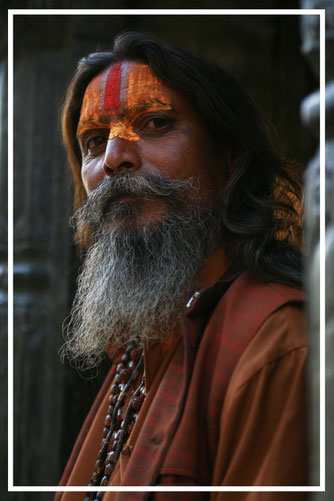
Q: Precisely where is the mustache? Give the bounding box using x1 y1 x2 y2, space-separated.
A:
72 173 200 229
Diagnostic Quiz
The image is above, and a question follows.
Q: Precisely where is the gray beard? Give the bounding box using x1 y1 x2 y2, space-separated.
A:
61 173 223 370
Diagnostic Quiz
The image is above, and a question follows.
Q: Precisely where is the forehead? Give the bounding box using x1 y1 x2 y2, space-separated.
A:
79 61 171 122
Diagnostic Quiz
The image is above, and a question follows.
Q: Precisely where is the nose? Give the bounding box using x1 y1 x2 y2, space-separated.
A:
103 137 141 176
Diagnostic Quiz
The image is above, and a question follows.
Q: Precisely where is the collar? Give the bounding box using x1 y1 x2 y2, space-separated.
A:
184 265 242 318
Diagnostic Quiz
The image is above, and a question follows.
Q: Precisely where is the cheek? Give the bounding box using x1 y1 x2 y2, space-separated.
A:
81 160 105 194
136 136 186 179
149 134 198 179
185 142 227 200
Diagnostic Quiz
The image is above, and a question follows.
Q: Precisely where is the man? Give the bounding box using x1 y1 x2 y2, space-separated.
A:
57 32 308 501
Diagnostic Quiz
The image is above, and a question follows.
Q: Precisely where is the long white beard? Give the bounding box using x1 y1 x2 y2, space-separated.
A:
61 173 223 370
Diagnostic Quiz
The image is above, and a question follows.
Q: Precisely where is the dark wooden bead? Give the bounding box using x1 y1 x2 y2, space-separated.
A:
102 427 109 438
121 353 129 363
105 451 115 464
131 396 142 410
100 475 108 486
108 393 118 405
111 383 119 394
95 459 104 474
114 374 121 383
118 429 126 442
116 362 125 372
104 414 112 426
120 367 132 383
112 440 118 451
105 462 113 475
107 405 114 415
130 347 141 362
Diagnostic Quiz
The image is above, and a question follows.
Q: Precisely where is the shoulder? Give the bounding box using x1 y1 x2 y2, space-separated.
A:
212 304 309 487
211 270 305 330
226 302 308 394
219 270 305 310
206 271 306 357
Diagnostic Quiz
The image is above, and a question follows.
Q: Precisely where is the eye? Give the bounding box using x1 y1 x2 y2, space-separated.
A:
145 117 169 129
85 135 108 153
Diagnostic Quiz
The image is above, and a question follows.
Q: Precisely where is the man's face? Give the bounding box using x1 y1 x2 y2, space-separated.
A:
63 61 228 369
76 60 226 225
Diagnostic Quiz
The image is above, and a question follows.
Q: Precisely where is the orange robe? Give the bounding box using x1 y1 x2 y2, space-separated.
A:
57 271 308 501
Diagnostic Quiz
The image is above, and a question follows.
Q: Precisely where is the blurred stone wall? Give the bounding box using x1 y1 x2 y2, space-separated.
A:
1 2 319 500
301 0 333 498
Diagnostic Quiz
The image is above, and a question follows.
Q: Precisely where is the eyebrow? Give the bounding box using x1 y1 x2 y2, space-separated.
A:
77 99 172 137
128 99 170 114
77 121 108 136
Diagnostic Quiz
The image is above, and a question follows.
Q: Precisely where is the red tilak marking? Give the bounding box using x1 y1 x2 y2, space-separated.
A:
104 62 122 111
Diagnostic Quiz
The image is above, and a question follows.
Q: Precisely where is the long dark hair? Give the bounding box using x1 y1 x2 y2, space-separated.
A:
61 31 303 288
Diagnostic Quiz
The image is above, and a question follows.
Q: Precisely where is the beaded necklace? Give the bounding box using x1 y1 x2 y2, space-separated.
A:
84 340 146 501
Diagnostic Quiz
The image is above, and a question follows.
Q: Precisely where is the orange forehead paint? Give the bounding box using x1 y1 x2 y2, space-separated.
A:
77 62 172 141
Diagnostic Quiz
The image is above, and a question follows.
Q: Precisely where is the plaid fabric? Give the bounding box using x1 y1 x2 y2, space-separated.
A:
57 270 304 500
112 271 304 500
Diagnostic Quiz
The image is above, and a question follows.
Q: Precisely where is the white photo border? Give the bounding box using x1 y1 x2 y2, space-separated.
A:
7 7 326 493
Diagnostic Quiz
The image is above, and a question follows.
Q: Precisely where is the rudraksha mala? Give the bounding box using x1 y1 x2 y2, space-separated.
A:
84 340 146 501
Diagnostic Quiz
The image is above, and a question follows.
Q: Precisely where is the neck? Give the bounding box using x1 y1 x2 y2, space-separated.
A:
197 247 231 289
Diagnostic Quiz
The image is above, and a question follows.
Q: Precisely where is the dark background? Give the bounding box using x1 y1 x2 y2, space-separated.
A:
0 2 319 500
